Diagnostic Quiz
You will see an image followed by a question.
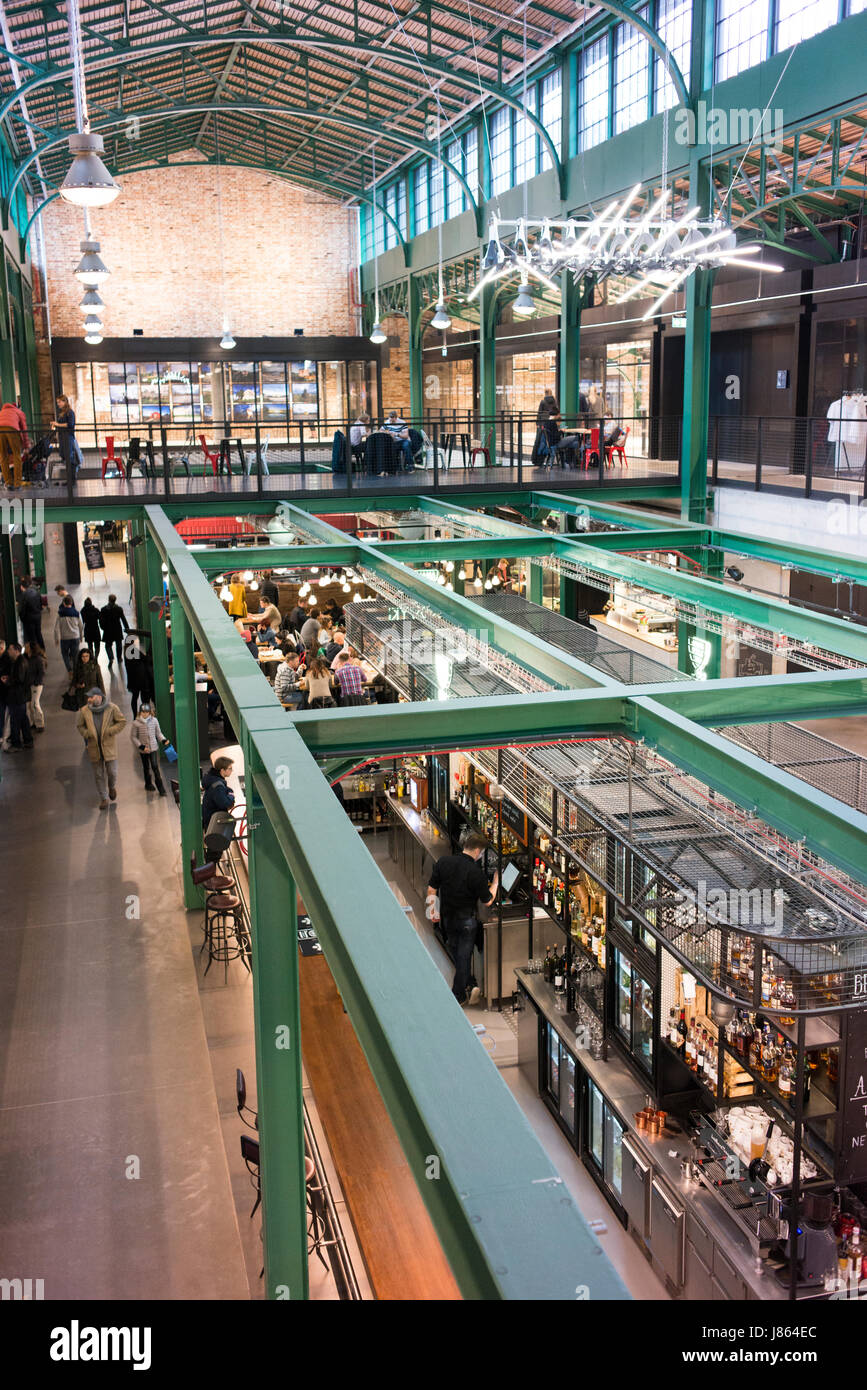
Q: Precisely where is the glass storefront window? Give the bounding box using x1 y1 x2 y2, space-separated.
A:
422 355 475 417
60 364 95 434
226 361 257 423
197 363 218 422
317 361 346 424
290 361 318 418
162 361 194 423
259 361 289 423
137 363 162 422
496 349 557 415
348 360 377 419
107 363 128 426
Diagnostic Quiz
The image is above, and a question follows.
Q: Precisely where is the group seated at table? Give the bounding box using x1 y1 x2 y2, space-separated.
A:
332 412 426 475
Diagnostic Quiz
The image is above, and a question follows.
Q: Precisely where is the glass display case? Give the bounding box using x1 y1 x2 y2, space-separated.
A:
583 1076 628 1223
290 360 318 417
612 943 654 1078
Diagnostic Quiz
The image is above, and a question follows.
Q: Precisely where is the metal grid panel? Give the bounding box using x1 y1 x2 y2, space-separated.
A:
717 722 867 815
469 590 686 685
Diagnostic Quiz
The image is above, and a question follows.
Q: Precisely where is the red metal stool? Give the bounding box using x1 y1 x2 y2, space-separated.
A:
101 435 126 479
199 434 220 476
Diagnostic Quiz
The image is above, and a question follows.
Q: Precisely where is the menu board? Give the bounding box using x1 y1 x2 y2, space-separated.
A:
837 1007 867 1184
501 796 527 843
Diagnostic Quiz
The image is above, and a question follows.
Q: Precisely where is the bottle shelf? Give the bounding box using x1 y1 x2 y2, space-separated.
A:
721 1042 837 1120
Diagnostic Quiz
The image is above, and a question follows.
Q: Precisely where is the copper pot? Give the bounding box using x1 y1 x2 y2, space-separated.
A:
648 1116 661 1135
635 1112 648 1130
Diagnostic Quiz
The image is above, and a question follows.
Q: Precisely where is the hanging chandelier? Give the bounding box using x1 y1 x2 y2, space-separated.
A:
469 186 783 321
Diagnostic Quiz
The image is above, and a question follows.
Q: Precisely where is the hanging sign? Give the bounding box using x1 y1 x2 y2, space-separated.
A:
837 1003 867 1184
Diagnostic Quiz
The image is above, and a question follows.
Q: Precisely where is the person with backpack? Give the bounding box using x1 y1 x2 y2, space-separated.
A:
130 700 170 795
54 593 84 672
98 594 130 670
81 597 102 659
76 688 127 809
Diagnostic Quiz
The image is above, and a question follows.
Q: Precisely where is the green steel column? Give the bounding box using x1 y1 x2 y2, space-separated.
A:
0 532 16 640
145 537 171 734
408 274 423 420
676 547 721 678
559 270 581 419
131 524 148 630
169 585 203 909
479 281 497 463
31 538 46 590
558 513 577 618
681 0 714 524
243 736 308 1301
528 561 543 606
0 260 14 401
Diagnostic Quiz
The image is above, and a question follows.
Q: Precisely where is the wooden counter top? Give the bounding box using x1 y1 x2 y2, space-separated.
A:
299 952 461 1301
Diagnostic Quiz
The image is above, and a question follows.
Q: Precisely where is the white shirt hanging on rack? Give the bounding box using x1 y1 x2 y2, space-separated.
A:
843 392 867 469
827 398 844 443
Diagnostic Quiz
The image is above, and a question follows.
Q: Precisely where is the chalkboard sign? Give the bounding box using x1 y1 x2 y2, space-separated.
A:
837 1007 867 1184
500 796 527 843
82 535 105 571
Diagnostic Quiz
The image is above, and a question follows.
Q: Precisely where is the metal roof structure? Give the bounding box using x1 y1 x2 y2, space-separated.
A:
0 0 588 206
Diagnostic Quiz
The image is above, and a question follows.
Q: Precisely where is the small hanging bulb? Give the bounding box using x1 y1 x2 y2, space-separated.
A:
352 592 361 603
370 320 387 345
445 561 454 573
219 584 231 602
458 567 466 581
492 573 502 586
484 578 493 590
473 575 483 590
310 567 319 575
220 320 236 350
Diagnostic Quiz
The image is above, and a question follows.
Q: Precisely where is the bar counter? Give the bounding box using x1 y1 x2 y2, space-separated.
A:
517 969 821 1302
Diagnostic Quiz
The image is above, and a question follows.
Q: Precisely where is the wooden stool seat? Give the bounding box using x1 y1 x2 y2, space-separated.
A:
208 892 240 911
206 875 235 894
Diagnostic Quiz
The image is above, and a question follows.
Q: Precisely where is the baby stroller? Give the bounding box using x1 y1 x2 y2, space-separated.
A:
22 435 52 488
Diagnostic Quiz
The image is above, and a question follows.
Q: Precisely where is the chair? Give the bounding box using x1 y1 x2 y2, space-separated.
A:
470 425 494 469
406 428 426 469
583 427 602 471
331 429 347 474
606 424 630 468
199 434 220 477
364 431 401 476
101 435 126 480
236 1068 258 1131
240 1136 329 1269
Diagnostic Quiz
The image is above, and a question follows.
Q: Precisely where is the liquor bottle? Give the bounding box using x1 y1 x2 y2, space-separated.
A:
696 1029 705 1077
778 1045 793 1099
542 947 551 983
597 930 606 972
749 1024 761 1071
677 1008 688 1056
705 1041 717 1095
686 1024 696 1069
803 1053 812 1103
761 968 772 1008
666 1008 677 1047
770 975 781 1011
554 951 566 995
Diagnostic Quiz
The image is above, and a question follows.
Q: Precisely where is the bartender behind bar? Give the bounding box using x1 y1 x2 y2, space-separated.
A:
427 833 498 1007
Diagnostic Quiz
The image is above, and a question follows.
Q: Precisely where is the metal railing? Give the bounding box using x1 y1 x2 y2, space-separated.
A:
709 414 867 500
22 412 680 502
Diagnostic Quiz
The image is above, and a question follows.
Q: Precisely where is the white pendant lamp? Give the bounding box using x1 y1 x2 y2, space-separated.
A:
220 324 236 351
84 332 103 345
369 145 387 346
74 237 109 284
61 132 121 208
512 282 535 317
431 300 451 332
83 314 103 334
79 287 104 315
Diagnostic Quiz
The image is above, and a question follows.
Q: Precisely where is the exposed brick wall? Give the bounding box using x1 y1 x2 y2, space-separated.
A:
380 313 410 414
39 158 357 339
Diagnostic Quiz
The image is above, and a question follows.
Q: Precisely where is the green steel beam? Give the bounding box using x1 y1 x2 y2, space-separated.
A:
376 535 560 563
553 538 867 666
649 669 867 726
168 583 204 909
628 696 867 887
141 503 629 1301
194 543 360 573
531 491 691 530
247 715 628 1300
291 688 630 757
711 530 867 589
144 536 171 734
563 527 709 553
244 731 308 1301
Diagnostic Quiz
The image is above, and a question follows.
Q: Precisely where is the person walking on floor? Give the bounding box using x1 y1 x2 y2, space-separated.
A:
130 700 169 796
2 641 33 750
53 394 84 482
124 634 154 718
23 640 45 733
54 593 83 673
76 687 127 809
69 647 104 709
99 594 130 670
18 576 44 654
0 399 30 490
80 597 102 659
426 832 498 1006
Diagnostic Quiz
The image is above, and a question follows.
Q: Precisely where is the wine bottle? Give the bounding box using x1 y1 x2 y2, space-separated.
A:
677 1008 688 1056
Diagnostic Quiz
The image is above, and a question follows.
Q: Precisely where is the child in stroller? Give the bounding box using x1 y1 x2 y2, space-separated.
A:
22 435 53 488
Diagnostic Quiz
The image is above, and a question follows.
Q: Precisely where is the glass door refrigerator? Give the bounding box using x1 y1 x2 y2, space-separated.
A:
541 1021 578 1147
582 1076 628 1225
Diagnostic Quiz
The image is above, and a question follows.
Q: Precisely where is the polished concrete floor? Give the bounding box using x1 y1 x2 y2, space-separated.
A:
0 580 249 1299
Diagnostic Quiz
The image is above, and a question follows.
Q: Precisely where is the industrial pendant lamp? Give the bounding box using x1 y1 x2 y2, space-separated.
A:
61 0 120 208
79 287 104 315
369 146 387 346
84 330 103 345
83 314 103 334
430 97 452 335
74 236 109 284
512 282 535 317
214 122 235 351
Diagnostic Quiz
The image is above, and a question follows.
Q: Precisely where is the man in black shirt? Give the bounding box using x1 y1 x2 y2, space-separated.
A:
259 570 279 607
427 832 498 1006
